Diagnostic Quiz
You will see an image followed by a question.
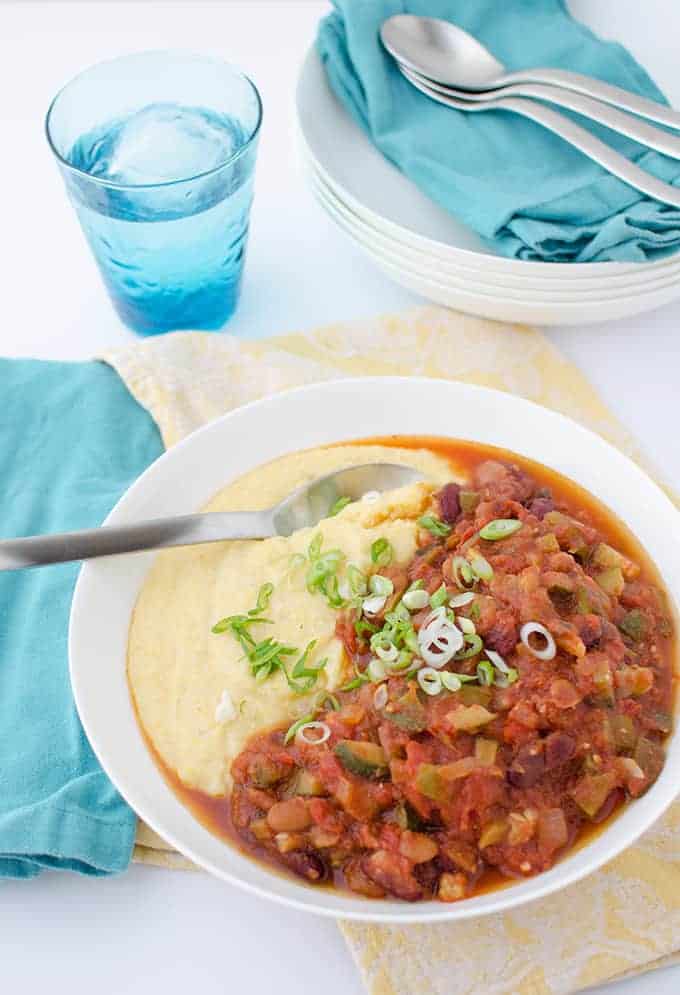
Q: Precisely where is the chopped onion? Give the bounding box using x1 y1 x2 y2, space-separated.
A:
214 689 237 724
361 490 380 503
520 622 556 661
402 588 430 612
296 721 331 745
458 616 476 635
417 667 442 696
449 592 475 608
367 658 387 682
373 684 389 709
363 594 387 615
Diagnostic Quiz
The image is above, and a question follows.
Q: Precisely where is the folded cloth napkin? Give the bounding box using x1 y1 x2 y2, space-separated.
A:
317 0 680 262
102 308 680 995
0 359 162 877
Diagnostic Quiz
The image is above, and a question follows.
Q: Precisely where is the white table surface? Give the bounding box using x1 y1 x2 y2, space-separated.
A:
2 2 680 993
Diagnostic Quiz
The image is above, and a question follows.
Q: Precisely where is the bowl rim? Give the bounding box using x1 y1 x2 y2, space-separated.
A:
69 376 680 923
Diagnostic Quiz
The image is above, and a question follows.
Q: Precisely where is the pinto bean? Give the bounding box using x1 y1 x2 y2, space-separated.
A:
363 850 424 902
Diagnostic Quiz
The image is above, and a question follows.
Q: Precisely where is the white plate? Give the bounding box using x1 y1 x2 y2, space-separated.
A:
311 172 680 324
69 378 680 923
297 48 680 287
309 162 680 302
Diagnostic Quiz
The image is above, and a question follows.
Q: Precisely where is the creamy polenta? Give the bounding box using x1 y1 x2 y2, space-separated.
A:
127 444 455 796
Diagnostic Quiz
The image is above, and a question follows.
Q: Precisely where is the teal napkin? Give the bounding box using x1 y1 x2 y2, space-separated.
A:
317 0 680 262
0 359 163 878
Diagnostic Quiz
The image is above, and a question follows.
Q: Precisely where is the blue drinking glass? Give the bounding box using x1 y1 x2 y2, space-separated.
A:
46 52 262 336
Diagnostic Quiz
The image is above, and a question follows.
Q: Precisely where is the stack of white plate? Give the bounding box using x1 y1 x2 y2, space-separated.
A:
297 48 680 325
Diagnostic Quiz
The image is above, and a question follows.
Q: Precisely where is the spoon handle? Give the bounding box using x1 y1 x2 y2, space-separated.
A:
404 70 680 208
0 511 275 571
498 68 680 133
437 80 680 162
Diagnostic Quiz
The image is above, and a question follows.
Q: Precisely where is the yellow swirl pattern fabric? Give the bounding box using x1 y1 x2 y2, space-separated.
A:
104 306 680 995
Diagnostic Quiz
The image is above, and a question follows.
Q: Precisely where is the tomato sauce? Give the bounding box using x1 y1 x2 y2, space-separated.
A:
139 438 677 902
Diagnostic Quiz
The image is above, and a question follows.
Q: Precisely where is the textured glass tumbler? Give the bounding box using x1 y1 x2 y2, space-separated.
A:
46 52 262 336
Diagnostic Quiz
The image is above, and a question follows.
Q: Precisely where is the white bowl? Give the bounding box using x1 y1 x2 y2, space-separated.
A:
297 47 680 287
311 176 680 325
309 164 680 302
69 378 680 923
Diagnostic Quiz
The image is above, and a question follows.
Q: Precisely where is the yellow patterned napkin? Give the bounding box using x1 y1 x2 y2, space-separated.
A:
104 306 680 995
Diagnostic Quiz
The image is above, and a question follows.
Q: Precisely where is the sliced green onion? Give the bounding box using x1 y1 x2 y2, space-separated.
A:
339 676 365 692
455 633 483 660
387 601 411 623
495 668 519 688
452 556 475 589
479 519 523 541
388 649 415 672
329 496 352 517
441 672 462 692
477 660 495 686
367 658 387 682
403 588 430 612
355 619 379 639
405 579 424 592
369 574 394 597
308 533 323 561
371 537 393 567
363 594 387 615
288 553 306 572
319 692 340 711
418 515 451 538
469 553 493 582
322 574 346 609
284 713 315 744
449 591 475 609
429 583 449 609
375 642 399 664
469 603 481 623
296 721 331 746
458 616 476 636
347 564 368 596
248 583 274 615
417 667 442 696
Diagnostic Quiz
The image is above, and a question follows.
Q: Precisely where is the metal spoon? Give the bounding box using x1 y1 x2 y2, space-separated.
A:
397 64 680 209
381 14 680 131
398 68 680 162
0 463 422 571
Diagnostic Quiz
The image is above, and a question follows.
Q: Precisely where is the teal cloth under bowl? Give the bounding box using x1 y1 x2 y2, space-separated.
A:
0 360 163 877
317 0 680 262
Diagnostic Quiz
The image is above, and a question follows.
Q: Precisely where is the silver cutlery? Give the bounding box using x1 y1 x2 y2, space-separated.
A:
381 15 680 131
0 463 422 570
401 70 680 162
395 63 680 209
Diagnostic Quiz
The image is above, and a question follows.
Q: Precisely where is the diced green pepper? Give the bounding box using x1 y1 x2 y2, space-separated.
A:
619 609 648 642
634 736 665 784
384 686 428 733
459 684 493 707
416 764 447 802
571 772 617 818
459 490 480 514
592 543 624 570
335 740 389 779
595 566 624 597
478 818 508 849
609 713 637 752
